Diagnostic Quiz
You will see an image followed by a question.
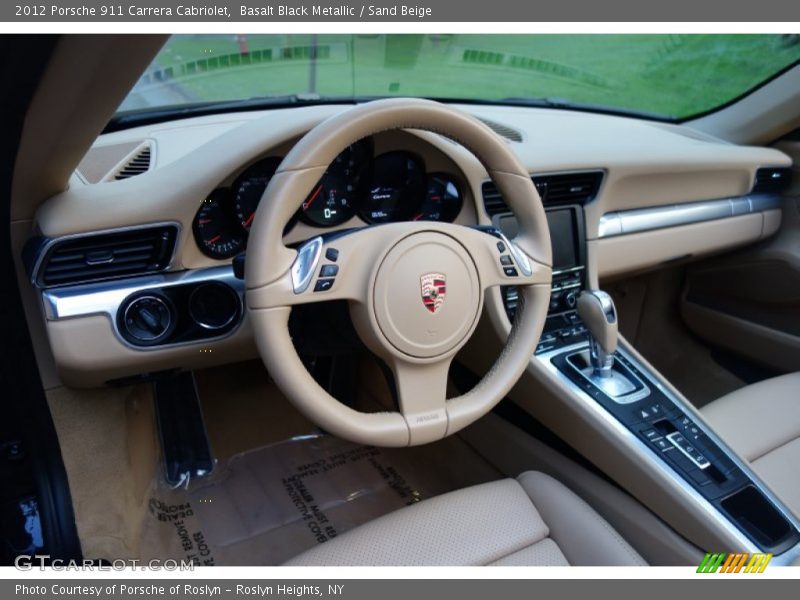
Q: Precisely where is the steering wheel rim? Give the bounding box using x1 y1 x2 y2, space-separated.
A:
246 98 552 447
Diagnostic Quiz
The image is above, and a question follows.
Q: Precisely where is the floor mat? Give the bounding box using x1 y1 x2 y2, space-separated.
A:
139 433 500 565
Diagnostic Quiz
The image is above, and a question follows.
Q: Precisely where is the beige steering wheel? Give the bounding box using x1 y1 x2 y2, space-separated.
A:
246 98 552 447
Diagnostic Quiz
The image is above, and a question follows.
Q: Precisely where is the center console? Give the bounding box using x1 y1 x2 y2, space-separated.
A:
504 203 590 355
499 200 800 556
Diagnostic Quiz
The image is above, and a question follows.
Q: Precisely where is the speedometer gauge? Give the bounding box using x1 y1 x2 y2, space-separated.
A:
300 141 370 227
233 157 282 232
362 152 426 223
193 189 245 259
415 175 463 223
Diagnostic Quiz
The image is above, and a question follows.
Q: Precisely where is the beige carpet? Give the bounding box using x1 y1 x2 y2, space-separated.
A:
48 358 500 564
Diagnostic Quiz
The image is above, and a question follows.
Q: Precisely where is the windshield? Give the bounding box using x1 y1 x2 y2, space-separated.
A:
119 34 800 121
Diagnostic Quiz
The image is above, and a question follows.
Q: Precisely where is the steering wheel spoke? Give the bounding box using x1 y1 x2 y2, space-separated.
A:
389 357 451 446
460 226 551 290
247 229 376 309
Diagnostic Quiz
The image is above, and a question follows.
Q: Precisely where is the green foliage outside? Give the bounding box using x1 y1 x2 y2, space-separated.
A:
123 34 800 120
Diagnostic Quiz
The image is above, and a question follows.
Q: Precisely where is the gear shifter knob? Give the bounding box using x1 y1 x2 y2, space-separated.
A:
577 290 618 376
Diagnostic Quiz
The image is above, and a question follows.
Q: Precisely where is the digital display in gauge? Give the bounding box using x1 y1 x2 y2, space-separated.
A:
362 152 426 224
415 175 463 222
233 157 282 232
300 141 371 227
193 189 245 259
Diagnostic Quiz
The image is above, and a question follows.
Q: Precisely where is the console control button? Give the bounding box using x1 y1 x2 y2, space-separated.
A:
325 248 339 262
652 437 672 452
563 291 578 309
500 255 513 266
641 429 660 441
496 241 506 253
319 264 339 277
503 266 518 277
314 279 335 292
667 431 711 469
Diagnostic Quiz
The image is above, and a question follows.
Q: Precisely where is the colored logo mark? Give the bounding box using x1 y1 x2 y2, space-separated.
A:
697 552 773 573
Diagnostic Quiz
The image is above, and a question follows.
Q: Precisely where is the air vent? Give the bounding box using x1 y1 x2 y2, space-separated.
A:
752 167 792 194
114 144 153 180
477 118 523 142
33 225 177 287
482 171 603 216
534 172 604 204
481 181 509 217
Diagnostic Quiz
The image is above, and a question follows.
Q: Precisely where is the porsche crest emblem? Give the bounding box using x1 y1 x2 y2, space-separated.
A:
420 272 447 314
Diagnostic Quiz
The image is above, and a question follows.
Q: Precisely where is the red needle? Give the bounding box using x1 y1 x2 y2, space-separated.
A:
303 185 323 211
208 234 221 243
413 213 424 221
243 213 255 227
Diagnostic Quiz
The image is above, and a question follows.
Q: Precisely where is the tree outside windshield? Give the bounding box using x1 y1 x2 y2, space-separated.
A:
120 34 800 120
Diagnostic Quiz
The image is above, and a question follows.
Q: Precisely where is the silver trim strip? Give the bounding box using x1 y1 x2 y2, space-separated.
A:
597 194 782 238
564 351 651 404
536 342 800 561
42 265 245 351
29 221 182 288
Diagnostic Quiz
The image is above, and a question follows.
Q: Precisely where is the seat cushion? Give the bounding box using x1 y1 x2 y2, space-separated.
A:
284 471 645 566
702 372 800 518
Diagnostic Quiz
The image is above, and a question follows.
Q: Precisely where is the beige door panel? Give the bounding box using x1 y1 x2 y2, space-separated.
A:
681 142 800 370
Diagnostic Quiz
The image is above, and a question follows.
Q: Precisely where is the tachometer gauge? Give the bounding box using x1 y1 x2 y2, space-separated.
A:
300 141 370 227
233 157 282 232
415 175 463 222
193 189 245 259
361 152 426 224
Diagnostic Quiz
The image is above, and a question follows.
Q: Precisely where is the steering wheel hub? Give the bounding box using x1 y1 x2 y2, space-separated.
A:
372 232 481 359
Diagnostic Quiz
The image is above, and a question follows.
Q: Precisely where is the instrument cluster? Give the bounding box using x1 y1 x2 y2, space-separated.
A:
192 140 464 259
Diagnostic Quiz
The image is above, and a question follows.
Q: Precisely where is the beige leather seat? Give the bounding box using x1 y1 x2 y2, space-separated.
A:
285 471 646 566
702 372 800 519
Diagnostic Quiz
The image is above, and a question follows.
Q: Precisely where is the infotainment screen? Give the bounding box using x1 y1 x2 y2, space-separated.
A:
546 208 579 272
495 206 581 273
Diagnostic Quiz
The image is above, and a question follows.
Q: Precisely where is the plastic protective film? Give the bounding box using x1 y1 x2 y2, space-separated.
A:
139 433 498 565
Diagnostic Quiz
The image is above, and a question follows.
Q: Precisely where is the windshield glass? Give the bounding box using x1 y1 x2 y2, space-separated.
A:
119 34 800 120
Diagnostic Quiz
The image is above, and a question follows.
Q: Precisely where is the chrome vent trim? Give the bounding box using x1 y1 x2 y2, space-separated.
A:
28 223 180 289
597 194 782 238
41 266 245 352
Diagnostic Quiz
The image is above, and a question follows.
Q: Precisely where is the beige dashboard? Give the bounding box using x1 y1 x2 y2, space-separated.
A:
23 103 791 386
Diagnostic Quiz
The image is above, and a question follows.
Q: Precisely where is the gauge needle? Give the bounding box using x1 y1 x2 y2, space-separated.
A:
413 213 424 221
243 213 255 227
302 185 323 211
208 234 221 243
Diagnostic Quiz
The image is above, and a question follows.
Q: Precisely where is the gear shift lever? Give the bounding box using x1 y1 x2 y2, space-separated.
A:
577 290 618 377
